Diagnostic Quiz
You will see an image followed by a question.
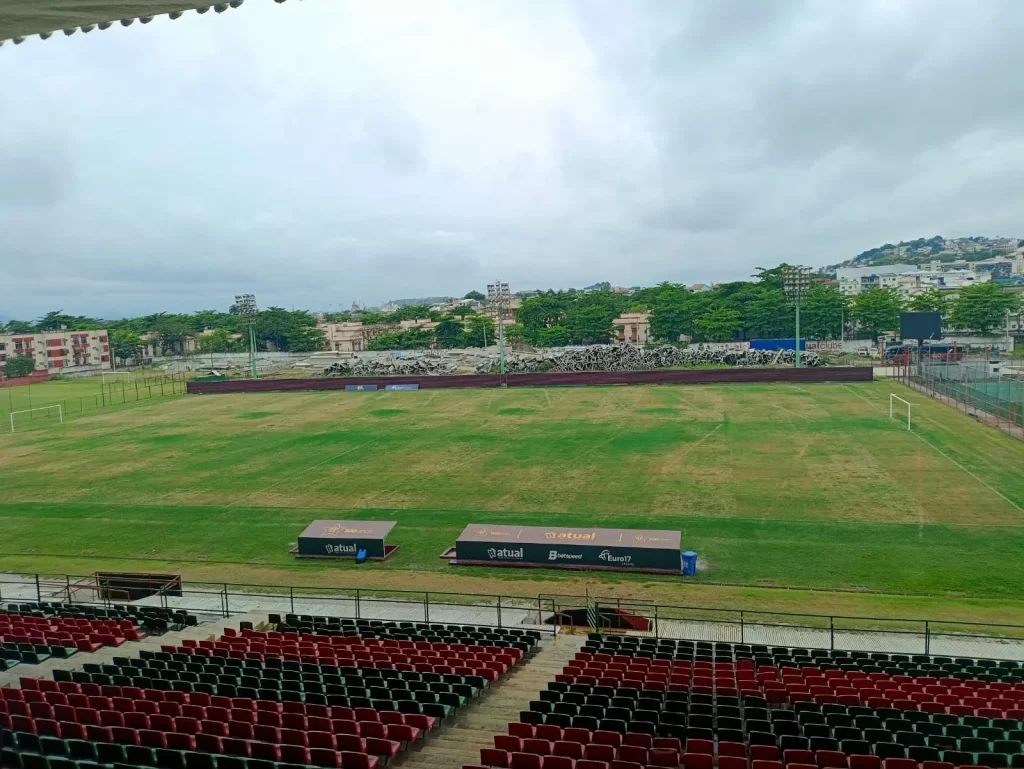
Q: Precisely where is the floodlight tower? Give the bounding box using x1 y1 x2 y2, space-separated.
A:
487 280 511 379
782 265 811 368
234 293 259 379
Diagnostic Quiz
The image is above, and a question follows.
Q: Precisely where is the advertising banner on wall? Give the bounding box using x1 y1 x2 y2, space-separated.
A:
452 524 682 574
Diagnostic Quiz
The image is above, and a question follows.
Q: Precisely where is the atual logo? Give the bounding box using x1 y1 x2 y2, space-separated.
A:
326 543 356 555
598 549 632 564
487 547 523 559
548 550 584 561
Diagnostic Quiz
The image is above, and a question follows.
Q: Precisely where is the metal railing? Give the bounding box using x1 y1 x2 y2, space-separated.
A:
0 573 558 636
4 572 1024 658
584 599 1024 661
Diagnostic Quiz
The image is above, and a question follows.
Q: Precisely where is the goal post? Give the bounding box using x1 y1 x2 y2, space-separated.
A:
10 405 63 433
889 393 912 430
102 370 132 384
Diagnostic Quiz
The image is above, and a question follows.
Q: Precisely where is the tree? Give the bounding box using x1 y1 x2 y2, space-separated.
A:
434 319 464 349
284 325 326 352
503 324 525 345
464 290 485 301
649 306 690 342
568 305 614 344
517 295 569 343
801 284 847 340
538 325 571 346
753 264 798 292
850 287 904 340
949 283 1020 335
694 306 742 341
195 329 234 355
3 320 34 334
253 307 294 351
908 290 949 315
150 314 192 355
36 310 83 331
3 354 35 379
366 328 434 350
388 305 434 322
743 289 792 339
462 315 496 347
110 329 144 366
450 305 476 318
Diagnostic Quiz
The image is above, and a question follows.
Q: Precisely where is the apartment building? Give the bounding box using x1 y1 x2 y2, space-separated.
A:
0 330 111 372
613 311 652 345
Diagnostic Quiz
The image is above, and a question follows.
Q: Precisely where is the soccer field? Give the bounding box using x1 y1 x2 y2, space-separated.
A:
2 380 1023 622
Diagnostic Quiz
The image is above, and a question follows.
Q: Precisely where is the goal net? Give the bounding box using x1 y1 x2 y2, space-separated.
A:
889 393 912 430
10 405 63 433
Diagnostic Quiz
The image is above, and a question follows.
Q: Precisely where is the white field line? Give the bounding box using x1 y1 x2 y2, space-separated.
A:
843 384 1024 516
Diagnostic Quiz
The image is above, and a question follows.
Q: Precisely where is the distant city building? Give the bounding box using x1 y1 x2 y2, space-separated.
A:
0 330 111 373
319 321 384 352
613 311 651 345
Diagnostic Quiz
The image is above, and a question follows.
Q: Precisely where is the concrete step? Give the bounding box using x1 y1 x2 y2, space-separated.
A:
392 633 586 769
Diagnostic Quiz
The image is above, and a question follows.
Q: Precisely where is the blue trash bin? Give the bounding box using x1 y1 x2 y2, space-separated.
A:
681 551 698 576
356 548 368 564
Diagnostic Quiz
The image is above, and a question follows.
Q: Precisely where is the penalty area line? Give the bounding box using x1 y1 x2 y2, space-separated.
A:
842 384 1024 516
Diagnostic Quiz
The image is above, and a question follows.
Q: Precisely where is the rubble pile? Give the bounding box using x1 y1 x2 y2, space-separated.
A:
321 344 821 377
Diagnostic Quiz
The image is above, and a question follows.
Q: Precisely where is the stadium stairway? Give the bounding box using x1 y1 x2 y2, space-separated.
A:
0 610 268 692
396 632 585 769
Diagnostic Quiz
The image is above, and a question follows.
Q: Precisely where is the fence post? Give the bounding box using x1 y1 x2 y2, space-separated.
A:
654 604 659 638
289 586 295 615
355 589 361 620
425 593 431 624
740 610 745 644
925 621 930 656
497 596 503 629
830 616 835 650
66 575 72 605
224 584 230 618
35 573 41 604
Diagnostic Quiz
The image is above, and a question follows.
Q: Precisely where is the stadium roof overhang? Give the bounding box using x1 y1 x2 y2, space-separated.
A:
0 0 275 45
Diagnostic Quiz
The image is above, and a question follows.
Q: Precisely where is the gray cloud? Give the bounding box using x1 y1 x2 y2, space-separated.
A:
0 0 1022 319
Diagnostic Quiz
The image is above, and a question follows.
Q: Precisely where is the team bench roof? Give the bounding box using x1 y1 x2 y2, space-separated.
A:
297 520 397 541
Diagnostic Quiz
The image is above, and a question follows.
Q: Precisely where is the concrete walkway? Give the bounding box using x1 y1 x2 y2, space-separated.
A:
392 632 585 769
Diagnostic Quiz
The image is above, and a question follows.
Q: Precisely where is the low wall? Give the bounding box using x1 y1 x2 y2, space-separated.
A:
0 372 50 388
187 366 872 394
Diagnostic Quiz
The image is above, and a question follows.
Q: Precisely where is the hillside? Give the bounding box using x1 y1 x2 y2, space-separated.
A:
827 235 1022 271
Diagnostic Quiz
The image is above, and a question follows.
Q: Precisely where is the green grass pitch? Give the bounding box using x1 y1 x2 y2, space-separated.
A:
2 379 1024 623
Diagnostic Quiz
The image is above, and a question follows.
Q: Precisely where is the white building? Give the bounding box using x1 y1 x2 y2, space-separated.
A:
839 263 996 298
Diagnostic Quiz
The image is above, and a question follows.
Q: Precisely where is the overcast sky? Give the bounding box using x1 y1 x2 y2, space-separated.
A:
1 0 1023 319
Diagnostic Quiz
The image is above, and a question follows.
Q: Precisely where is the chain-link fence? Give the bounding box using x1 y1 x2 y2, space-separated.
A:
895 356 1024 439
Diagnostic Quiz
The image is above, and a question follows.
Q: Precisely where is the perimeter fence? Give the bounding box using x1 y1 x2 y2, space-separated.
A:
0 373 186 423
894 356 1024 439
3 573 1024 660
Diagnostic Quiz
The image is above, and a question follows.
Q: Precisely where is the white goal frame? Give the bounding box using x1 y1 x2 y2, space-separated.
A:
10 405 63 433
889 393 912 430
102 370 132 384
